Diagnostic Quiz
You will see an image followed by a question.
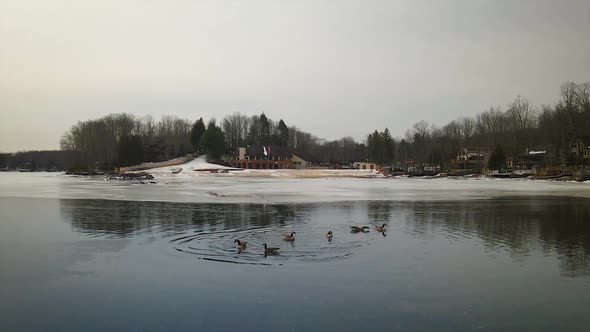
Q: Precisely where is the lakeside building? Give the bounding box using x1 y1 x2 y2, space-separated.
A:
291 151 320 169
230 144 292 169
516 147 548 170
570 136 590 163
454 146 491 169
353 162 380 171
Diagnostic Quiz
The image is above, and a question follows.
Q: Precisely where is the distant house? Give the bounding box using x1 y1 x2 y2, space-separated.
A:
405 159 418 172
454 147 491 169
353 162 380 171
230 144 292 169
505 156 514 169
570 136 590 162
291 151 320 169
516 147 547 169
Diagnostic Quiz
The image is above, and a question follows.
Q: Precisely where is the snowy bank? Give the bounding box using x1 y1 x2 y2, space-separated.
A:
143 156 385 179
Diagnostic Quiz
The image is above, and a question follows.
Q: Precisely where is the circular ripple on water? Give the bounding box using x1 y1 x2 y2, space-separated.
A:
169 225 370 266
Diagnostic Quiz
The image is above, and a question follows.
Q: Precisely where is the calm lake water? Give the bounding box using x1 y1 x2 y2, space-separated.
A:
1 193 590 331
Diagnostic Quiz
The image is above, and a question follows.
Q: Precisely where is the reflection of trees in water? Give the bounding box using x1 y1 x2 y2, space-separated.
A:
61 200 200 238
61 200 139 237
535 199 590 277
61 197 590 276
367 201 392 224
405 198 590 277
61 200 307 238
192 203 307 228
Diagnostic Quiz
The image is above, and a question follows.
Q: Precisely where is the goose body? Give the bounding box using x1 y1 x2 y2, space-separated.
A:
283 232 296 241
375 223 387 232
234 239 247 249
350 226 370 233
263 243 280 255
326 231 333 240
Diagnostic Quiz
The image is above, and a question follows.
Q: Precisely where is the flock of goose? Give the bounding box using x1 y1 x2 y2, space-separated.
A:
233 223 388 256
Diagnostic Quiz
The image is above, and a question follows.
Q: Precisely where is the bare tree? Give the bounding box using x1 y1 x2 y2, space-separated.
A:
476 107 507 147
141 115 156 137
560 82 582 165
507 95 536 130
576 83 590 131
507 95 537 155
459 117 476 144
157 115 175 137
222 113 250 152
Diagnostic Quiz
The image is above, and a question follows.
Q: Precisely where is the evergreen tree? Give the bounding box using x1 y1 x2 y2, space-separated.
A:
487 145 506 170
201 120 226 159
366 130 379 163
259 113 271 144
382 128 394 164
246 115 260 145
277 119 289 147
118 135 144 167
366 131 375 162
190 118 206 153
367 129 395 164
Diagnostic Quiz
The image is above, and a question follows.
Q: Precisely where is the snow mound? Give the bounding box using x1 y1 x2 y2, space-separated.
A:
146 156 232 177
141 156 386 180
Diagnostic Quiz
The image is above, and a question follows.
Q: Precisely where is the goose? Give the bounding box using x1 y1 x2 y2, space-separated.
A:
375 223 387 232
283 232 296 241
234 239 247 249
263 243 280 255
350 226 370 233
326 231 333 240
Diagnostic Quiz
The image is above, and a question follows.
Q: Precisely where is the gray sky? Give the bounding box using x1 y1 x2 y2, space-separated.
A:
1 0 589 152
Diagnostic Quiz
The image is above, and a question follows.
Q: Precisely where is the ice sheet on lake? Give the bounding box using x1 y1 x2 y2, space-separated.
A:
0 172 589 204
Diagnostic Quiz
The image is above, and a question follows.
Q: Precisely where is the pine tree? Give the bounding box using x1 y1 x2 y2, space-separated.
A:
190 118 206 153
277 119 289 147
367 130 382 163
118 135 144 167
259 113 271 144
382 128 394 164
487 145 506 170
201 120 226 159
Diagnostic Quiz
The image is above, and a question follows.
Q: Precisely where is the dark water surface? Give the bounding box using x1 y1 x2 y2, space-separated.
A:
1 197 589 331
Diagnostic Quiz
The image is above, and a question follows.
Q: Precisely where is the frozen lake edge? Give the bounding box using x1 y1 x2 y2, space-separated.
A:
1 172 589 204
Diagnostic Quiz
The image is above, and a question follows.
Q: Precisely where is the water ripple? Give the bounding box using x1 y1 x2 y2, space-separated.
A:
170 224 370 266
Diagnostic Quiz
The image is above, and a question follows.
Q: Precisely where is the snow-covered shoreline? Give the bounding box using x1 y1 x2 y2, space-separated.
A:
143 156 385 179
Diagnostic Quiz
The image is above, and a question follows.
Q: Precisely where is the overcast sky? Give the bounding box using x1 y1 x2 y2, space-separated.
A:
1 0 589 152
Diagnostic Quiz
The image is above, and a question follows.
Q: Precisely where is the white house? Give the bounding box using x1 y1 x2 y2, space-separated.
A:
353 162 379 171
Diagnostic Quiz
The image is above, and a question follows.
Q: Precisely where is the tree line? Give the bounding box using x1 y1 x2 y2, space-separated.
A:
58 113 236 169
55 110 367 170
7 80 582 171
59 113 193 169
0 150 75 171
365 82 590 169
